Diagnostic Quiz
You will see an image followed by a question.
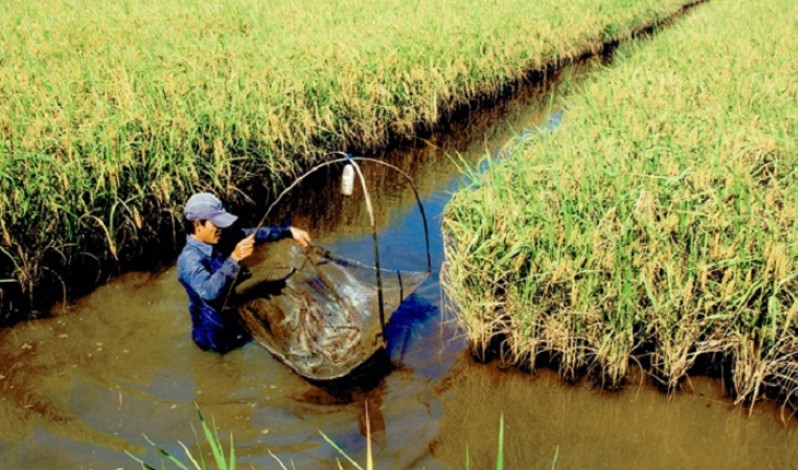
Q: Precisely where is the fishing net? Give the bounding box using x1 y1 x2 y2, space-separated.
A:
238 240 430 381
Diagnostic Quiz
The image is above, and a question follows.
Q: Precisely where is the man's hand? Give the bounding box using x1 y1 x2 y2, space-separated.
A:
289 226 312 247
231 235 255 262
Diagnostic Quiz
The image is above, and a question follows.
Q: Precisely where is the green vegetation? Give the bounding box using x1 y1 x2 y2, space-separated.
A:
127 407 236 470
320 426 374 470
0 0 695 319
442 0 797 406
128 406 514 470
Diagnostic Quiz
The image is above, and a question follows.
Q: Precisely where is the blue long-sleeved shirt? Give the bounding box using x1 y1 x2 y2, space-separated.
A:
177 226 291 352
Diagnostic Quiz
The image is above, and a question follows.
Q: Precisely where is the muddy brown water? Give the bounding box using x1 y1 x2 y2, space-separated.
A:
3 60 798 469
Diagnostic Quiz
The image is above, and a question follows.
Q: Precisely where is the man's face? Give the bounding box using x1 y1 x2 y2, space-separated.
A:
193 220 222 245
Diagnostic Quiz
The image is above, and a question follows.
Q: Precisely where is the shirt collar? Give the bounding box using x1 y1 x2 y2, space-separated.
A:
185 234 214 257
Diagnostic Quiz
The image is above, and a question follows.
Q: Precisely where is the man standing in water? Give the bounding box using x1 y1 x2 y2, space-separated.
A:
177 192 311 353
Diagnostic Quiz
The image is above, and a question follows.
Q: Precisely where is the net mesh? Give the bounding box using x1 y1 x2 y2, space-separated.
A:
238 240 429 380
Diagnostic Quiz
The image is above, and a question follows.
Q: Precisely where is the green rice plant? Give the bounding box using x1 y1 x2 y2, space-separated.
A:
126 406 236 470
464 414 504 470
0 0 698 321
318 400 374 470
127 406 519 469
318 430 373 470
496 414 504 470
442 0 798 403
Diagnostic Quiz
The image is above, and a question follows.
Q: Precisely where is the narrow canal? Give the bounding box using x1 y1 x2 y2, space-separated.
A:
2 57 798 469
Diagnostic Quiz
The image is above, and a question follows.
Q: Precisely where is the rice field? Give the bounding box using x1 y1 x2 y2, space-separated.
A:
0 0 697 321
441 0 798 407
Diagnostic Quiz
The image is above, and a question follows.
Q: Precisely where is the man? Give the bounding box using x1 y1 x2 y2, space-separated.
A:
177 192 311 353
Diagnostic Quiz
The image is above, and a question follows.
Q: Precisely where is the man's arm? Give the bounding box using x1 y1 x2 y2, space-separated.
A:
243 225 292 244
243 225 311 247
181 252 241 302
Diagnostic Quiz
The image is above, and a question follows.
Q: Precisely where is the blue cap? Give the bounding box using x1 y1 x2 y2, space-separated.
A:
183 193 238 228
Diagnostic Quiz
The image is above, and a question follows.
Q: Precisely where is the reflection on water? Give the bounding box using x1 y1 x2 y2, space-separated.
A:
433 355 798 469
2 58 798 469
